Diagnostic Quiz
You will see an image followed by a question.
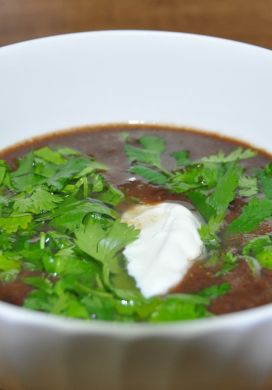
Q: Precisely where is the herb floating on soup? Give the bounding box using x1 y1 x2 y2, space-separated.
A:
1 125 272 322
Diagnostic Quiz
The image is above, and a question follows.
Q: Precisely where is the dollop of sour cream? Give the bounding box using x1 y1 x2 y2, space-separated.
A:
122 202 204 298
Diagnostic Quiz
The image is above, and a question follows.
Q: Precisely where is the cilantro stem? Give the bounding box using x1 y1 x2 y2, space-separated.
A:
40 232 46 250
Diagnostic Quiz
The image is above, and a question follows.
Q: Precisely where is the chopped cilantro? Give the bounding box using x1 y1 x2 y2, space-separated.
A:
150 283 229 322
228 198 272 233
242 235 272 270
198 214 223 250
34 147 67 165
198 282 231 298
96 183 124 206
258 164 272 199
50 197 117 232
201 148 256 163
0 214 32 233
239 176 258 197
168 163 221 194
243 235 272 257
256 248 272 269
216 251 238 276
171 150 191 167
0 132 270 323
187 191 215 221
150 295 211 322
13 187 62 214
208 163 241 215
129 165 168 185
139 135 166 153
75 219 139 270
0 161 9 186
0 252 21 272
124 135 166 168
125 144 162 168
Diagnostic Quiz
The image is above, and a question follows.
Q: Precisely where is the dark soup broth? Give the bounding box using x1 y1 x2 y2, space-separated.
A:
0 124 271 322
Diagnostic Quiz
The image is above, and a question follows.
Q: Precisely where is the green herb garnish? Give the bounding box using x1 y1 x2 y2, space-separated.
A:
124 133 271 277
0 130 269 322
228 198 272 233
0 144 230 323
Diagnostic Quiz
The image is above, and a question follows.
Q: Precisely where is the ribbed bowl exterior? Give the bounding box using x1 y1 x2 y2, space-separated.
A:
1 308 272 390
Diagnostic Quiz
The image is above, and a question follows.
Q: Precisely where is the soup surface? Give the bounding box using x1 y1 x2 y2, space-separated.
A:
0 124 272 322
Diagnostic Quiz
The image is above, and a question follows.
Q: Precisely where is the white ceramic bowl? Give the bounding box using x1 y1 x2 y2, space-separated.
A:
0 31 272 390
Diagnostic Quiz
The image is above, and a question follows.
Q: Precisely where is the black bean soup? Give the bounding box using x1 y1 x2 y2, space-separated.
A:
0 124 271 319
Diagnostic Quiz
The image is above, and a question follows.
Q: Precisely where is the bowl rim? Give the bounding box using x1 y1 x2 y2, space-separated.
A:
0 29 272 336
1 28 271 54
1 299 272 336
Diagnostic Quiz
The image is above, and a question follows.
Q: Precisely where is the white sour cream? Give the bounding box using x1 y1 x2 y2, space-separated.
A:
122 202 204 298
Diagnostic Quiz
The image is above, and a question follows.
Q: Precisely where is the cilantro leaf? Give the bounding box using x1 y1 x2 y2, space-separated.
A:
198 282 231 298
75 219 139 267
0 214 32 233
90 174 104 193
34 147 67 165
199 214 223 250
216 251 238 276
81 294 119 321
46 157 95 191
228 197 272 233
96 184 124 206
110 271 140 297
139 135 166 153
29 187 63 214
75 161 107 178
57 147 80 156
0 167 6 185
54 249 101 278
124 144 162 168
168 163 220 194
208 163 241 215
201 148 256 163
129 165 168 185
171 150 191 167
242 235 272 270
258 164 272 199
12 152 34 176
150 294 211 322
24 286 90 319
11 172 46 192
13 187 62 214
187 191 215 221
255 247 272 269
23 276 53 293
0 161 10 186
193 163 241 243
243 235 272 257
0 269 19 283
239 176 258 197
51 197 116 232
125 135 166 168
0 252 21 272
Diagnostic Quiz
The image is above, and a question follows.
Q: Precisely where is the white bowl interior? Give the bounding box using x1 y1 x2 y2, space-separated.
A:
0 31 271 151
